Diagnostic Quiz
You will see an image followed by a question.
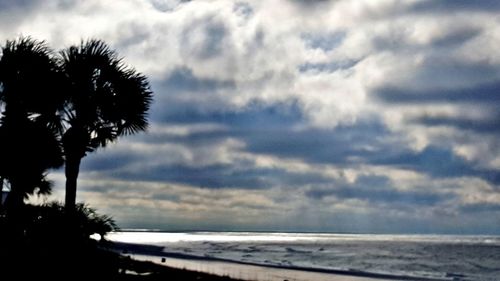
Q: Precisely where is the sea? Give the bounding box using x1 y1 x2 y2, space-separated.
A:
107 231 500 281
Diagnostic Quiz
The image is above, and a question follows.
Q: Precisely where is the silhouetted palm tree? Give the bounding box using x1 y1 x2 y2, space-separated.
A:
59 39 152 210
0 113 62 208
0 37 65 209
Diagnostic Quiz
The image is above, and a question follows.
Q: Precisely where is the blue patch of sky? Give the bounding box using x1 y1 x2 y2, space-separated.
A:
302 31 346 52
299 31 359 73
299 59 360 73
233 2 253 18
150 0 179 12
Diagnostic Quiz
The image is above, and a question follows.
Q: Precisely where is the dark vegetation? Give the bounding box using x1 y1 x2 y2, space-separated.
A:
0 37 153 211
0 203 237 280
0 202 119 279
0 37 238 280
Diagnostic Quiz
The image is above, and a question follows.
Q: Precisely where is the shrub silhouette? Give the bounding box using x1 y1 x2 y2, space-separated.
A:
25 202 118 244
0 202 120 280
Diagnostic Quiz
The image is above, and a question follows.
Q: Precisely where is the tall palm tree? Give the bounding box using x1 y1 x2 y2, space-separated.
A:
59 39 152 210
0 37 65 209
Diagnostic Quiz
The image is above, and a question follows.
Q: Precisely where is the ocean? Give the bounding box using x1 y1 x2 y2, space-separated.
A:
108 231 500 281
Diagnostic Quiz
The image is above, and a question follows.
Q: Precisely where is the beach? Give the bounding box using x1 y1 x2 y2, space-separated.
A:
127 253 384 281
107 231 500 281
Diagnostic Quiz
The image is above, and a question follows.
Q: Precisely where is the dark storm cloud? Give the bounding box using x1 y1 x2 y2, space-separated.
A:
93 162 332 190
118 164 269 189
80 111 337 190
80 100 339 190
80 98 431 192
410 0 500 13
150 80 303 125
372 27 480 51
155 67 235 94
81 183 181 203
0 0 38 10
428 28 480 48
460 203 500 213
150 75 392 165
375 80 500 104
372 146 470 177
372 146 500 185
416 114 500 135
290 0 332 8
0 0 45 28
150 87 499 185
306 175 451 206
95 53 499 198
80 151 140 172
243 121 389 165
0 0 78 11
151 100 390 165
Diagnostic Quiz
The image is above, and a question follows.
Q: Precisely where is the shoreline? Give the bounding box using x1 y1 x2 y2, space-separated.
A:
127 253 382 281
111 241 452 281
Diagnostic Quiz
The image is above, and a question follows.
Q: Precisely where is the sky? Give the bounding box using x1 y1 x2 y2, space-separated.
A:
1 0 500 234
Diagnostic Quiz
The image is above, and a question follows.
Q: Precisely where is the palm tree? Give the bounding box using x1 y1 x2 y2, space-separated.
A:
59 39 153 210
0 37 65 210
0 112 62 209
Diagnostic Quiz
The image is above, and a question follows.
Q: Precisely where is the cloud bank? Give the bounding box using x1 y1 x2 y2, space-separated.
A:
4 0 500 233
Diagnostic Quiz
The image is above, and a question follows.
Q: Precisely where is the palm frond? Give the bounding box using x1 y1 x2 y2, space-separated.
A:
60 39 153 151
0 36 67 117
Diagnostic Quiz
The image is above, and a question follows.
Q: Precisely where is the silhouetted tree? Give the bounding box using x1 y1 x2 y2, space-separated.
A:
0 38 64 210
59 40 152 210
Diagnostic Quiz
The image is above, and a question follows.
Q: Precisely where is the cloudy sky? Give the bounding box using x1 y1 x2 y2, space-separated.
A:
3 0 500 234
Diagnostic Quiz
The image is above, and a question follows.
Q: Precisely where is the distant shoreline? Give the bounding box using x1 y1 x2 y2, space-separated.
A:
117 229 500 236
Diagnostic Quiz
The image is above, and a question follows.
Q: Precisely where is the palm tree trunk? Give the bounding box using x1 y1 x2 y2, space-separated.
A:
4 184 24 212
65 155 81 210
0 177 4 210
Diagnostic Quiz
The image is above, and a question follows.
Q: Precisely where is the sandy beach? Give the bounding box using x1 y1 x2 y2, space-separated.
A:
130 254 382 281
